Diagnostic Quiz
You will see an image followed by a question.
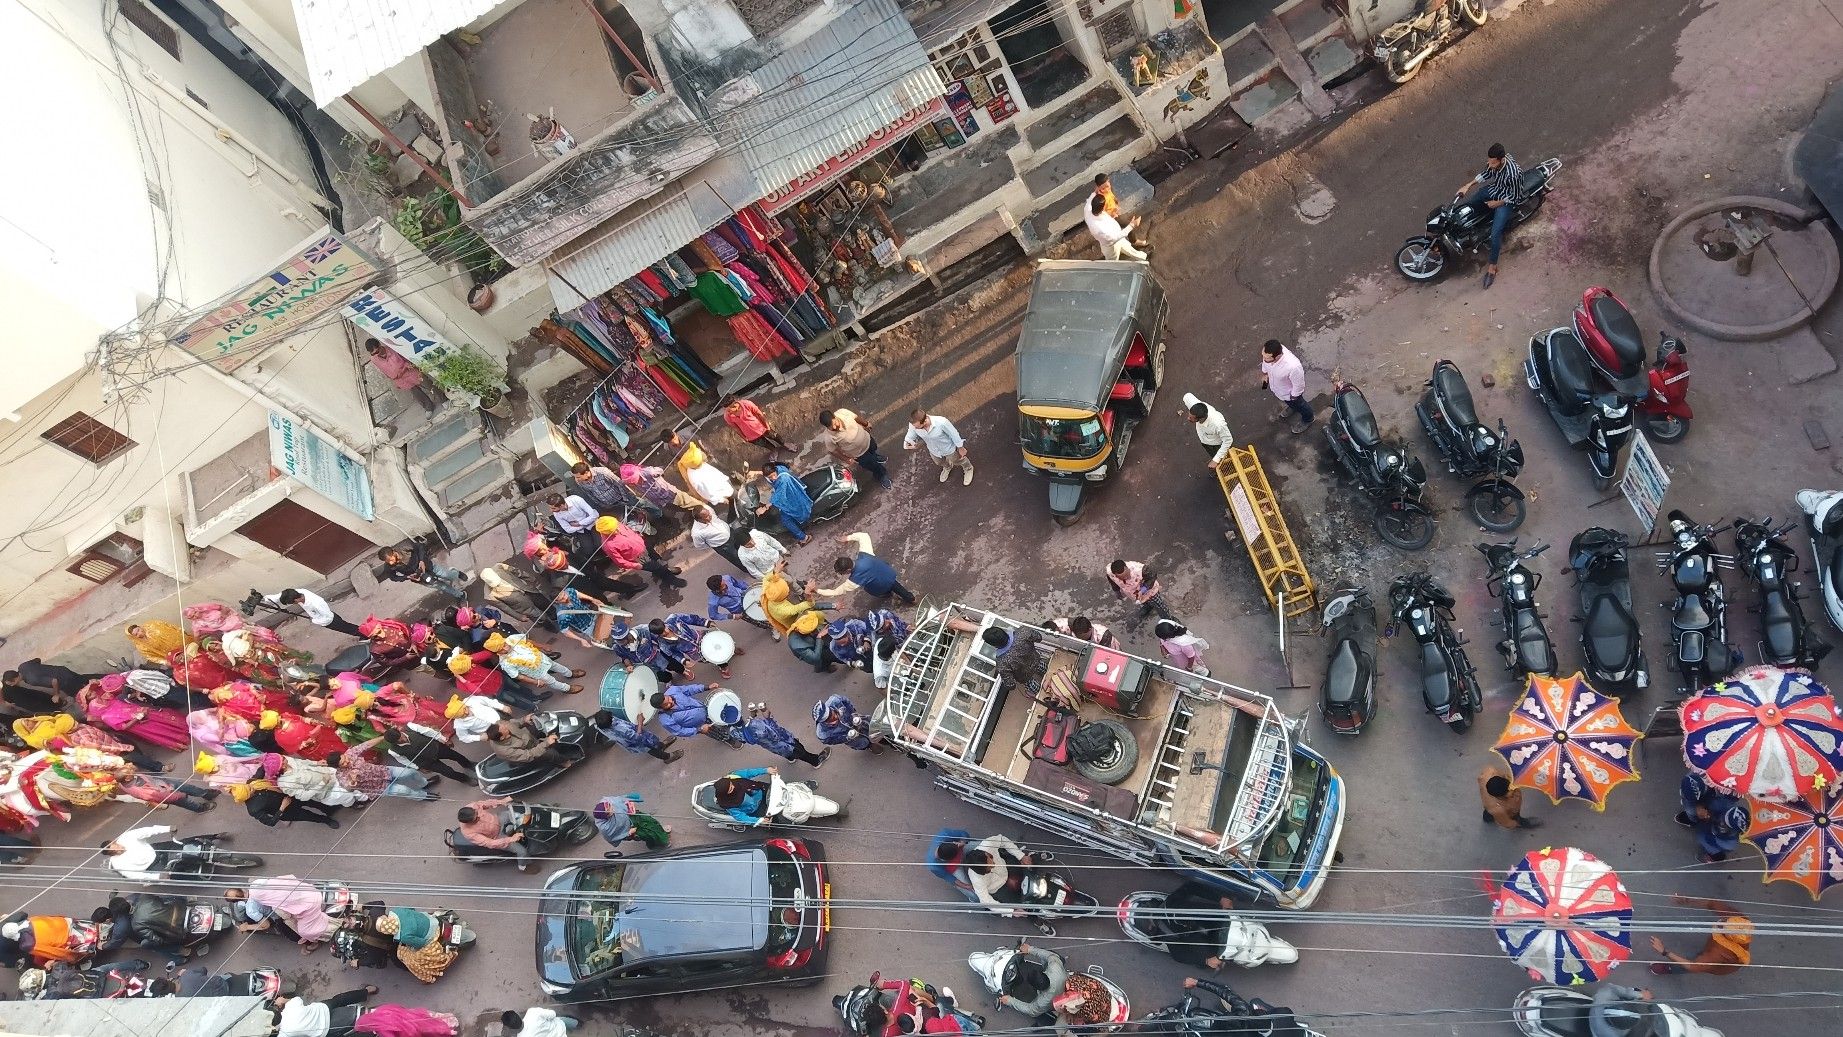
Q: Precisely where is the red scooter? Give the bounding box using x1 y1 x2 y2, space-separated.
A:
1571 286 1692 443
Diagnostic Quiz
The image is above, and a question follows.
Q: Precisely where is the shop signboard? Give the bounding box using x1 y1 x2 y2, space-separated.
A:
761 97 947 214
343 287 462 374
267 412 376 521
1618 431 1670 533
170 230 379 373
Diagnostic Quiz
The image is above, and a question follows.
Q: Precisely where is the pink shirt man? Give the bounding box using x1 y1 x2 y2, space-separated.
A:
1261 344 1306 402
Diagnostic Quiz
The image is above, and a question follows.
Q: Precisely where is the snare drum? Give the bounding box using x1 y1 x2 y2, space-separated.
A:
742 586 767 623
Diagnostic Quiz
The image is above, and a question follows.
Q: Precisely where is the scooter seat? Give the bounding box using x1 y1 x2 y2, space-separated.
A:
1673 593 1712 632
1419 642 1453 712
1828 545 1843 596
694 784 720 813
1589 294 1645 377
1762 592 1800 661
1433 364 1478 429
475 755 536 783
1535 1002 1594 1037
1547 330 1598 413
1512 610 1553 675
1586 594 1636 669
1335 388 1381 450
1324 640 1370 706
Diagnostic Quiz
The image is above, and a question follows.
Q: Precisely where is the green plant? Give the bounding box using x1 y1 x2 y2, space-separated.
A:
393 192 510 283
429 347 507 401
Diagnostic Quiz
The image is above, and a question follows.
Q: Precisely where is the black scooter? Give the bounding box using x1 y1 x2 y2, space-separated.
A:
1416 359 1527 531
1657 510 1736 693
1733 516 1829 669
1479 541 1556 677
732 462 860 536
474 712 609 796
1567 528 1649 693
1326 381 1437 550
445 800 599 864
1319 589 1378 735
1525 328 1637 491
1388 571 1480 732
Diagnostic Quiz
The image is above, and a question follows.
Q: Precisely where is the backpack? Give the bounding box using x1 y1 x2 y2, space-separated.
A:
1032 710 1079 764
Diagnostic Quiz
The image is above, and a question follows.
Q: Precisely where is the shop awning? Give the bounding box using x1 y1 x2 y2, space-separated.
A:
725 0 945 201
291 0 516 107
544 158 756 311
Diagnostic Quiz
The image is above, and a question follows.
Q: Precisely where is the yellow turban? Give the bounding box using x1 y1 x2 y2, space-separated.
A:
230 783 254 803
594 515 619 535
791 611 823 636
330 706 359 726
16 714 74 751
483 632 507 653
681 441 708 469
259 710 281 731
195 752 218 775
352 690 376 711
444 695 467 719
448 654 473 676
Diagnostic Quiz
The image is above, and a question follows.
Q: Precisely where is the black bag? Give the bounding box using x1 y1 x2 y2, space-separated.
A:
129 895 188 946
1068 723 1117 764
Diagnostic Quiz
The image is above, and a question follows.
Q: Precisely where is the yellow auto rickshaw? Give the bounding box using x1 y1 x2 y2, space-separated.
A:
1015 260 1168 523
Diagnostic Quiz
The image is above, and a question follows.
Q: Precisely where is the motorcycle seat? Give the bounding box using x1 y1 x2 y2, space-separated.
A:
1762 592 1800 661
1433 364 1478 428
1589 295 1646 376
1518 168 1548 197
1586 594 1636 668
1324 640 1370 706
1673 593 1712 632
1512 610 1553 674
1419 642 1454 711
1335 389 1381 450
1679 628 1707 666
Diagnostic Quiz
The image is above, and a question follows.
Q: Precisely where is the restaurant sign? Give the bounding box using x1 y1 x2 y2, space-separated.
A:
760 97 947 214
343 287 462 374
169 230 379 373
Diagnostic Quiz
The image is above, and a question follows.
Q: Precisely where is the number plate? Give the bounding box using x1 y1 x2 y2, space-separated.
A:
822 883 832 931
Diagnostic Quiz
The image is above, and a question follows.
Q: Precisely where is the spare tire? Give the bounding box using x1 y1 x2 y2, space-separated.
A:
1072 719 1139 785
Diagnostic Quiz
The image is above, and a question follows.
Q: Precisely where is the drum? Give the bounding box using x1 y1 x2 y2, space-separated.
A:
700 629 736 665
742 586 767 623
598 665 658 723
707 689 744 728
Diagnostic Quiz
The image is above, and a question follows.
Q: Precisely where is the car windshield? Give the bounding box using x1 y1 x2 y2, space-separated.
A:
1020 414 1105 460
765 846 799 954
563 864 627 979
1253 755 1326 882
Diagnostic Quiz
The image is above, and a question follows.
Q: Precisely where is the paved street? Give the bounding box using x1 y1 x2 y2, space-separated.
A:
20 0 1843 1033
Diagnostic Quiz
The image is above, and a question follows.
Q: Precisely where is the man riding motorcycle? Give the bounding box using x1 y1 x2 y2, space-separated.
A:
962 834 1061 936
1147 976 1317 1037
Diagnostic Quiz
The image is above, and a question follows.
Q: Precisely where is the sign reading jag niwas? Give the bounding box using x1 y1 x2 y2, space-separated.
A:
169 231 379 372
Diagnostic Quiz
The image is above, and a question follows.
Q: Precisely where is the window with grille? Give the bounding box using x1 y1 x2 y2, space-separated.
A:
67 534 146 585
41 412 136 464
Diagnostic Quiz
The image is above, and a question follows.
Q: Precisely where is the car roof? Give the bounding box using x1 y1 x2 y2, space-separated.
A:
620 846 770 960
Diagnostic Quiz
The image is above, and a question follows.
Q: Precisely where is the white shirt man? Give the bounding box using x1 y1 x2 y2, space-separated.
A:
548 493 601 534
690 507 746 574
1084 194 1148 261
1180 392 1234 467
105 825 175 881
263 588 364 638
902 411 974 485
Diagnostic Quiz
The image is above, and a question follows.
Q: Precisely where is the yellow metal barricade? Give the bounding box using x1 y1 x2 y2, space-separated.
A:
1216 445 1317 619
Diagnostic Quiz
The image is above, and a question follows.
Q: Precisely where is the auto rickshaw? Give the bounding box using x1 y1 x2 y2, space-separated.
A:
1015 260 1168 523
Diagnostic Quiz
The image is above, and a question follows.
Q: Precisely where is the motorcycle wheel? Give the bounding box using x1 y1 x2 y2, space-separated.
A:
1394 239 1445 282
1448 714 1472 734
1458 0 1488 27
565 817 598 846
1375 504 1436 551
1646 414 1689 443
210 854 264 870
1467 484 1526 532
1382 47 1420 84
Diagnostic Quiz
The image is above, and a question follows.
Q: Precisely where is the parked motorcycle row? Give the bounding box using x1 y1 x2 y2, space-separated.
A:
1319 497 1839 734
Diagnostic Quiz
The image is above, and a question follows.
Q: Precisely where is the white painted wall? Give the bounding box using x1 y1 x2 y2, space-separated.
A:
0 0 428 647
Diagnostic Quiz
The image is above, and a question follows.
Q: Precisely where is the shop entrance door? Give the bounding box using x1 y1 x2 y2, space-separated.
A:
235 498 373 576
990 0 1090 108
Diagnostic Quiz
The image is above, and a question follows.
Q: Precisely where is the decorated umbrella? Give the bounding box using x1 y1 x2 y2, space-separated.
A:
1743 783 1843 899
1681 665 1843 803
1492 846 1634 984
1492 673 1643 810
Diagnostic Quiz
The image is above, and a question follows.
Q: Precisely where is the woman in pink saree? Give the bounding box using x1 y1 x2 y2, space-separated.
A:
78 677 189 751
245 874 336 950
187 707 253 756
354 1005 459 1037
168 644 240 692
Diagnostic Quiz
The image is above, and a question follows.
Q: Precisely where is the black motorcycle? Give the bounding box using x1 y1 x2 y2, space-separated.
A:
1319 589 1378 735
1567 528 1649 693
1389 571 1480 732
1373 0 1488 83
444 800 599 864
1657 510 1737 693
1733 516 1830 668
126 892 235 956
1525 327 1638 491
31 959 157 1000
1416 359 1527 531
1479 541 1556 678
173 964 291 999
1396 159 1562 282
1326 381 1437 550
474 712 609 796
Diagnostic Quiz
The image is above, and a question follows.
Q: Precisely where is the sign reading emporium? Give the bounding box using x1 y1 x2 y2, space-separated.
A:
170 230 380 372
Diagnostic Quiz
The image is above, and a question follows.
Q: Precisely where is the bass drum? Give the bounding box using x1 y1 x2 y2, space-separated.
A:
743 586 768 623
598 665 657 724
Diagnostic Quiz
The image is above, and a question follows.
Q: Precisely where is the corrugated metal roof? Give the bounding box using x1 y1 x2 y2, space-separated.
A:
728 0 944 194
291 0 514 107
544 157 756 311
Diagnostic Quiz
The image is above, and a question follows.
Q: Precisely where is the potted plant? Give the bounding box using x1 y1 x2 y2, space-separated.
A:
429 347 511 416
